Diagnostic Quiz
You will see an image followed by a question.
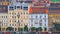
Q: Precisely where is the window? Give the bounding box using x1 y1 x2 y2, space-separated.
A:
45 24 46 26
4 16 5 18
26 12 28 14
23 7 28 10
21 6 22 9
4 23 5 26
12 24 14 26
39 23 42 26
17 6 20 9
10 20 11 22
6 16 7 18
21 24 22 26
2 16 3 18
31 24 33 26
15 16 16 18
24 12 25 14
40 19 42 22
44 19 46 22
18 20 20 23
21 20 23 22
31 19 33 22
9 6 14 10
15 6 16 9
2 20 3 22
15 20 16 22
35 21 38 24
12 16 14 18
44 15 46 18
15 13 16 15
6 23 7 26
40 16 42 18
9 12 11 14
21 12 22 14
36 16 38 19
10 24 11 26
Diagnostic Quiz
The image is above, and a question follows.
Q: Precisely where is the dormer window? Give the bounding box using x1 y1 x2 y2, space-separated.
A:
17 6 20 8
23 7 28 10
9 6 14 10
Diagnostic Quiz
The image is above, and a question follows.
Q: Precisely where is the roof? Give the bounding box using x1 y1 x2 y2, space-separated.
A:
49 10 60 14
50 3 60 7
50 0 60 3
16 0 32 3
29 6 48 14
34 2 46 6
48 7 60 14
49 7 60 10
33 0 50 6
0 5 8 13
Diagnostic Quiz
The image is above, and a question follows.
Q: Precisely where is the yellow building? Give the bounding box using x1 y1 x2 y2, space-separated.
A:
0 5 8 31
0 13 8 31
8 3 29 31
48 14 60 31
0 0 12 5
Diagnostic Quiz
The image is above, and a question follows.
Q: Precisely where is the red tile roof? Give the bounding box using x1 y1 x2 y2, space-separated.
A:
29 6 48 14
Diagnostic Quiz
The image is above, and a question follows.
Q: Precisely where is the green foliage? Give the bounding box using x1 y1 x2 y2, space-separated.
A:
31 27 36 31
6 27 14 31
54 23 60 31
37 27 42 31
24 25 28 31
0 27 1 31
18 28 23 31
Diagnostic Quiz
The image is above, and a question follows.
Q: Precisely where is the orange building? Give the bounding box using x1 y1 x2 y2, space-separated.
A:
0 0 12 5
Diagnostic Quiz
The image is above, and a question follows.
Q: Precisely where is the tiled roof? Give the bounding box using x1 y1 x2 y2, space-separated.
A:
33 0 50 6
50 3 60 7
0 5 8 13
48 7 60 14
34 2 46 6
16 0 32 3
29 6 47 14
49 7 60 10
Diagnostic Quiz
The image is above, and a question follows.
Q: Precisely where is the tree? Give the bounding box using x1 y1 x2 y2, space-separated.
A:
24 25 28 31
6 27 14 31
54 23 60 31
0 27 1 31
38 27 42 31
18 28 23 31
31 27 36 31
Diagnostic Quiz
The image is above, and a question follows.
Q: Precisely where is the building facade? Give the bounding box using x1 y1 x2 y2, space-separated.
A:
0 0 12 5
0 13 8 31
29 14 48 31
29 4 49 31
48 3 60 31
8 2 30 31
0 5 8 31
48 14 60 31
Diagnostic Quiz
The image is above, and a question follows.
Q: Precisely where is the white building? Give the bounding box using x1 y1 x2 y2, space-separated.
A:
29 14 48 31
0 13 8 31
